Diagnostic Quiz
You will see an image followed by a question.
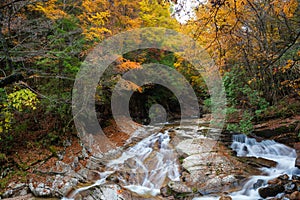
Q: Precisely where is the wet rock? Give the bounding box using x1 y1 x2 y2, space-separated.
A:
176 135 250 195
261 174 300 199
106 174 119 184
292 175 300 181
289 191 300 200
181 152 223 186
176 138 216 156
296 182 300 191
274 132 299 147
236 157 277 169
278 174 289 181
167 181 193 194
253 179 265 190
258 184 285 198
284 182 296 193
265 175 290 192
2 183 28 198
219 195 232 200
29 182 52 197
251 117 300 147
221 175 237 186
74 184 126 200
75 168 89 181
86 170 101 181
202 175 238 193
268 178 282 185
295 143 300 153
54 176 78 197
219 130 235 147
2 190 13 198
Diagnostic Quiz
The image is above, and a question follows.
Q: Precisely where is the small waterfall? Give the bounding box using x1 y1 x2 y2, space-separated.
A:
231 134 298 175
107 131 180 196
64 131 180 199
230 134 299 199
231 134 296 161
194 134 300 200
64 125 300 200
62 171 114 199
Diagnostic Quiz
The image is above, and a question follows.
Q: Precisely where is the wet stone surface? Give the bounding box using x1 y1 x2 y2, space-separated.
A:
2 116 298 200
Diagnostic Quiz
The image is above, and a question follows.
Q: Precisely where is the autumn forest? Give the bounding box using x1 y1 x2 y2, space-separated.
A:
0 0 300 198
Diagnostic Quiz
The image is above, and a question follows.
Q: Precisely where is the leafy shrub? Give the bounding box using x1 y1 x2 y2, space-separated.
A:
0 88 39 136
227 111 254 134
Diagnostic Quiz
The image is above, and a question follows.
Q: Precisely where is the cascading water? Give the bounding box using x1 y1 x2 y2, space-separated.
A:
63 131 180 199
107 131 180 196
194 134 300 200
63 121 300 200
230 134 299 199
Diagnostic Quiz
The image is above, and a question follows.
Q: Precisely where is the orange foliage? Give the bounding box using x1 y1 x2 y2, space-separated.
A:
115 58 142 73
29 0 67 20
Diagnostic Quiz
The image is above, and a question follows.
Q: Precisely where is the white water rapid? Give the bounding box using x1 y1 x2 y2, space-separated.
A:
194 134 300 200
63 130 181 200
106 131 181 196
64 123 300 200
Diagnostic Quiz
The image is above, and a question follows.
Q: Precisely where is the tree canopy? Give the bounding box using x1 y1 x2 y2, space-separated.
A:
0 0 299 142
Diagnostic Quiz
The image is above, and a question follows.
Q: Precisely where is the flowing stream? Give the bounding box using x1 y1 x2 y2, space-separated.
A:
64 121 300 199
230 134 299 199
63 128 182 200
106 131 180 196
194 134 300 200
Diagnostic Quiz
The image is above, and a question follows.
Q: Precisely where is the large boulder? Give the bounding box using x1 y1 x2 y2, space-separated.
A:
175 137 251 195
259 174 300 199
258 184 285 198
176 138 216 156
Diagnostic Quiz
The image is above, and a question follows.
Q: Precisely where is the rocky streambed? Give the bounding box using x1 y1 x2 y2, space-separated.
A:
61 119 256 200
1 117 300 200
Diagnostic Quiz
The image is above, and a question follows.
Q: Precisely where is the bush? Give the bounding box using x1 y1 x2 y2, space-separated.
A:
0 88 39 136
227 110 254 134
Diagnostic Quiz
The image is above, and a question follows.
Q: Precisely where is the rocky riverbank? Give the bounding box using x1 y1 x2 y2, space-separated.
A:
258 174 300 199
1 115 300 199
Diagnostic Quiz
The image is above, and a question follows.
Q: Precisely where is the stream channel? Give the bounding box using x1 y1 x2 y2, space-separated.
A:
63 118 300 200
